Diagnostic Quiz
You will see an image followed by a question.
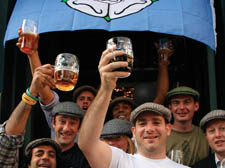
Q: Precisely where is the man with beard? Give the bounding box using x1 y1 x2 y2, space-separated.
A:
193 109 225 168
166 86 210 166
78 48 189 168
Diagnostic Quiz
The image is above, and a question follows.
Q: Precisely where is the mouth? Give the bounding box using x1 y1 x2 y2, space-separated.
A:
215 140 225 146
117 114 127 120
38 164 50 168
82 106 88 111
176 112 188 116
144 135 158 142
60 132 72 139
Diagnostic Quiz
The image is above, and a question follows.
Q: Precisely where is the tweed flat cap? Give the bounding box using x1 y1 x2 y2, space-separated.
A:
25 138 61 157
101 119 132 138
51 101 84 118
200 109 225 130
108 97 136 114
130 102 171 124
73 85 97 102
166 86 200 102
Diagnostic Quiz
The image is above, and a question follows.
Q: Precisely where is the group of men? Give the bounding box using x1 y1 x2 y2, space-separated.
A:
0 29 224 168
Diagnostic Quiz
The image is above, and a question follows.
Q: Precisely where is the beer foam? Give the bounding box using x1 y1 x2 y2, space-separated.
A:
22 30 36 35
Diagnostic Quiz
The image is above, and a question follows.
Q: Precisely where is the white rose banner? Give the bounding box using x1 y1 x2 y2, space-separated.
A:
4 0 216 50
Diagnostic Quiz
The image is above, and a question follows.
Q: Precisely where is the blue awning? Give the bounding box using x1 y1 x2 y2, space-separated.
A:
4 0 216 50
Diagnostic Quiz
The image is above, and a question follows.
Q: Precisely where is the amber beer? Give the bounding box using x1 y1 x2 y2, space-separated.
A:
21 31 36 53
54 69 78 91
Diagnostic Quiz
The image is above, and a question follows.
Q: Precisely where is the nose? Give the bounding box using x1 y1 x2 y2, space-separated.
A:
63 121 71 131
41 152 50 161
146 122 154 133
178 102 185 109
215 129 222 137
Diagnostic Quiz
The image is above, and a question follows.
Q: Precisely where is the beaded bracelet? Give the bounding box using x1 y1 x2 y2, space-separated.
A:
22 93 37 105
26 88 40 102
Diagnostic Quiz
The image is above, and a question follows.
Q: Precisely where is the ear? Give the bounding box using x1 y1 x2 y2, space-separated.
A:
194 101 200 112
51 117 56 129
166 123 172 136
168 104 172 110
131 126 136 139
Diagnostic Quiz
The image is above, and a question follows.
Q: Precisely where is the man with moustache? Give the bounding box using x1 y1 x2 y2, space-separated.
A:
166 86 210 166
193 109 225 168
78 48 189 168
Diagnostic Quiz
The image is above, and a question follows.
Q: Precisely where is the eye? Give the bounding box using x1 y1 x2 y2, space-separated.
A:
48 152 56 158
137 120 146 126
153 121 161 125
207 128 215 134
184 99 192 105
35 151 43 157
171 100 179 106
87 97 93 101
220 127 225 132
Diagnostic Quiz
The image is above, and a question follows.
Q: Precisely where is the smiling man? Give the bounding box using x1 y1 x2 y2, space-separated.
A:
51 101 90 168
193 109 225 168
24 138 61 168
166 86 210 166
78 48 189 168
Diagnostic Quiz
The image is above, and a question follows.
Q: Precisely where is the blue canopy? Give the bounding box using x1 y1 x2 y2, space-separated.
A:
4 0 216 50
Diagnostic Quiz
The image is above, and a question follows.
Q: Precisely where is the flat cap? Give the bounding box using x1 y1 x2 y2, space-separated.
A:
200 109 225 130
73 85 97 102
108 97 136 114
101 119 132 138
166 86 200 102
51 101 84 118
25 138 61 157
130 102 171 124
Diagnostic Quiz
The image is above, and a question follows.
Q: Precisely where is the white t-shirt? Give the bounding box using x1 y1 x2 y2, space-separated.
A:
110 146 190 168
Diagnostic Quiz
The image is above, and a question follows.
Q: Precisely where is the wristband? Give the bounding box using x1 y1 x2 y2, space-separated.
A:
26 88 40 102
22 93 36 105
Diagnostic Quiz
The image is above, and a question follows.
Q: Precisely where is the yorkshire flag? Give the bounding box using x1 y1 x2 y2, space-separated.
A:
4 0 216 50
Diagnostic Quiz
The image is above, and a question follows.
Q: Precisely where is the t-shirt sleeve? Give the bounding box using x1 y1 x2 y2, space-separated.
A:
109 146 131 168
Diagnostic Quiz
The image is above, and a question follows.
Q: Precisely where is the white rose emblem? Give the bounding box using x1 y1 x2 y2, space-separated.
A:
63 0 157 21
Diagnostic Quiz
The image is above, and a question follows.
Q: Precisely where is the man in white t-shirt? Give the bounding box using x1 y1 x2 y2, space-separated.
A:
78 48 189 168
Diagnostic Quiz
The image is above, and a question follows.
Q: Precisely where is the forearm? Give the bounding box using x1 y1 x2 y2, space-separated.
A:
27 51 54 104
154 64 169 104
79 86 113 149
5 101 32 135
27 50 42 75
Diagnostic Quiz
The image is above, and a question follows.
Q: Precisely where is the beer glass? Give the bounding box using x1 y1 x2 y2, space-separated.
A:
169 150 183 164
107 36 134 78
54 53 79 91
158 37 172 61
21 19 38 53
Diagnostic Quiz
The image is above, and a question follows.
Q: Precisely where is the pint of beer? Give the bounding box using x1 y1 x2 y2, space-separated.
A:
107 37 134 78
21 19 37 53
54 53 79 91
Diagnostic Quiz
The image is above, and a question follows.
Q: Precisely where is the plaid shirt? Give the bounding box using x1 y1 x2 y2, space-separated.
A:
0 122 24 168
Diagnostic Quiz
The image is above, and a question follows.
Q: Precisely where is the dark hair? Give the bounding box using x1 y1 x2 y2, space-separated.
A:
72 85 97 102
23 141 62 168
